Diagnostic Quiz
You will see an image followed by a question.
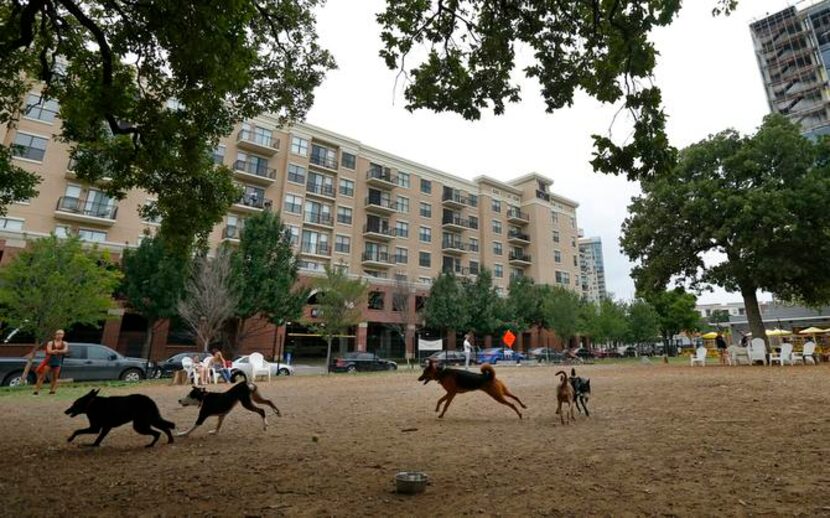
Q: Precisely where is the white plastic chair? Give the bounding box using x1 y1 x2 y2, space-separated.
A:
727 345 749 366
201 356 219 384
748 338 768 366
690 346 707 366
769 342 793 366
181 356 201 385
792 341 817 365
249 352 271 382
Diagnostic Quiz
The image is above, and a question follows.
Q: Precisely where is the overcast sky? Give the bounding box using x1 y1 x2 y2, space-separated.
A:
305 0 793 304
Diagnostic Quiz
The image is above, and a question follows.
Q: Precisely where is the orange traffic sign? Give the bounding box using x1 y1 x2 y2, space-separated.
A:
503 330 516 348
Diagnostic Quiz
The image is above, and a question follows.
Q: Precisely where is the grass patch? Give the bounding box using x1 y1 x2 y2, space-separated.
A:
0 379 169 400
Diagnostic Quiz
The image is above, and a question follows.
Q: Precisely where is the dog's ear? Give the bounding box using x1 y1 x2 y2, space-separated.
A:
91 388 100 396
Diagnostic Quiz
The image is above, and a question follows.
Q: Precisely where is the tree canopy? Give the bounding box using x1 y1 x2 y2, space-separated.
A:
461 268 502 336
542 285 584 346
624 298 660 346
582 298 628 346
1 0 335 246
422 272 468 333
121 234 189 357
622 115 830 346
231 210 308 346
505 276 547 332
377 0 738 180
178 250 238 352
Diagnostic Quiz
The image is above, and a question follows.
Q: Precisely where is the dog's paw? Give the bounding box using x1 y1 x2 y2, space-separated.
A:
175 431 188 437
208 430 217 435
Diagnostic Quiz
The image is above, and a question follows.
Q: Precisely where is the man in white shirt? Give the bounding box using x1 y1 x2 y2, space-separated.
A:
463 332 474 370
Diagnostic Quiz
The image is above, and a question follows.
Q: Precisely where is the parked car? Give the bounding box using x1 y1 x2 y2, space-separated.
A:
528 347 564 363
420 350 473 367
231 355 294 380
574 347 596 360
0 343 153 386
477 347 527 364
329 352 397 373
154 351 212 378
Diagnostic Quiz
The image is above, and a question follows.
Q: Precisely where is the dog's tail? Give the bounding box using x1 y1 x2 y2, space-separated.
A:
480 363 496 381
555 370 568 384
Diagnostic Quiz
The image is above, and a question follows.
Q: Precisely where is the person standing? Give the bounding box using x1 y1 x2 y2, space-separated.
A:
33 330 69 395
716 332 728 365
463 332 474 370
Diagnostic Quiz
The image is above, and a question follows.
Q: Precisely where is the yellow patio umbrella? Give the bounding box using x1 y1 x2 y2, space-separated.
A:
799 327 826 335
766 328 792 337
701 331 719 339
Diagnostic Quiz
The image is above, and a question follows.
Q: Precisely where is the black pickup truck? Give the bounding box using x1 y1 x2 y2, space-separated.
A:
0 343 153 386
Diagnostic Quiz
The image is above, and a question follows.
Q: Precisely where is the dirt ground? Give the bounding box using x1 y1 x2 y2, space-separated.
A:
1 362 829 517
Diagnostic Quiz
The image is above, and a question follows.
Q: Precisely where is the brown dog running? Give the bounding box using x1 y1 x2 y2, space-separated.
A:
555 370 575 425
418 360 527 419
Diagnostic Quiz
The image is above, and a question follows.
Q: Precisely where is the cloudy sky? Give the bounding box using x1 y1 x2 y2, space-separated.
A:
305 0 792 304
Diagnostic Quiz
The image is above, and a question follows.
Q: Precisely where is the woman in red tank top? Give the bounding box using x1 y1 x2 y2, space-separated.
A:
33 329 69 395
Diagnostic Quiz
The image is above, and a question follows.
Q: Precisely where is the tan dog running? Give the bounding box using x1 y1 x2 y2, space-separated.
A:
555 370 575 425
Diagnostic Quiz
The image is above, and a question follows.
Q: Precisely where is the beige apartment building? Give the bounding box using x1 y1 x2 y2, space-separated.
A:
0 88 582 360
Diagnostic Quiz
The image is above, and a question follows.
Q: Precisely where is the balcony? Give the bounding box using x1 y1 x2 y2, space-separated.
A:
442 190 468 208
364 196 397 215
236 129 280 155
361 251 393 267
233 159 277 185
509 252 532 266
222 226 241 243
363 223 395 241
507 230 531 244
54 196 118 226
308 152 338 172
366 168 396 189
300 242 331 257
442 213 477 231
441 238 468 255
232 194 271 214
510 273 525 283
507 208 529 224
306 182 336 200
442 264 470 276
303 211 334 228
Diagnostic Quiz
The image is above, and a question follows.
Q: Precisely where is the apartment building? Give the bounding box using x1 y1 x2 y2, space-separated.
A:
750 0 830 138
0 87 582 359
578 236 607 303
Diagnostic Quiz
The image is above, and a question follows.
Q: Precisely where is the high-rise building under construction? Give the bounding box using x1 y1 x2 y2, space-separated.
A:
750 0 830 138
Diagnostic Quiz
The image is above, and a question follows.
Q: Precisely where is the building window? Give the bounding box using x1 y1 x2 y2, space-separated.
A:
336 206 353 225
213 145 226 165
571 237 577 248
491 220 502 234
397 172 410 188
573 255 578 267
395 221 409 238
339 178 355 197
469 238 479 252
469 216 478 229
554 250 562 263
418 278 431 287
570 216 576 228
396 196 409 213
287 225 300 245
555 271 571 285
419 226 432 243
494 264 504 278
469 194 478 207
24 93 59 123
469 261 479 275
78 229 107 243
299 260 325 272
395 247 408 264
392 292 407 311
0 218 24 231
301 229 330 255
493 242 503 256
491 199 501 212
335 235 351 254
290 136 309 156
287 163 306 184
551 211 559 224
12 132 48 162
420 178 432 194
54 225 69 238
419 251 431 268
284 194 302 214
368 291 385 310
552 230 560 243
341 151 356 170
419 202 432 218
241 122 274 147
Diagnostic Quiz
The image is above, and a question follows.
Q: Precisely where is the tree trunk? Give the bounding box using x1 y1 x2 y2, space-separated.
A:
740 284 767 352
325 337 333 375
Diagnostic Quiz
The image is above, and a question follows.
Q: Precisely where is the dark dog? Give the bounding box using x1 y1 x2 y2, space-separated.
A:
555 370 575 425
418 360 527 419
65 389 175 447
569 367 591 417
177 382 281 436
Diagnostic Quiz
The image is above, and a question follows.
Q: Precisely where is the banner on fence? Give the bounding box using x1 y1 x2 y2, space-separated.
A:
418 338 443 351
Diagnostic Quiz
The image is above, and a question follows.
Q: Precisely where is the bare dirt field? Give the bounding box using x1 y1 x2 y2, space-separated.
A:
2 362 829 517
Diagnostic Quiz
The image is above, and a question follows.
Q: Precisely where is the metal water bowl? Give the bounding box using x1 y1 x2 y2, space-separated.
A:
395 471 428 494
